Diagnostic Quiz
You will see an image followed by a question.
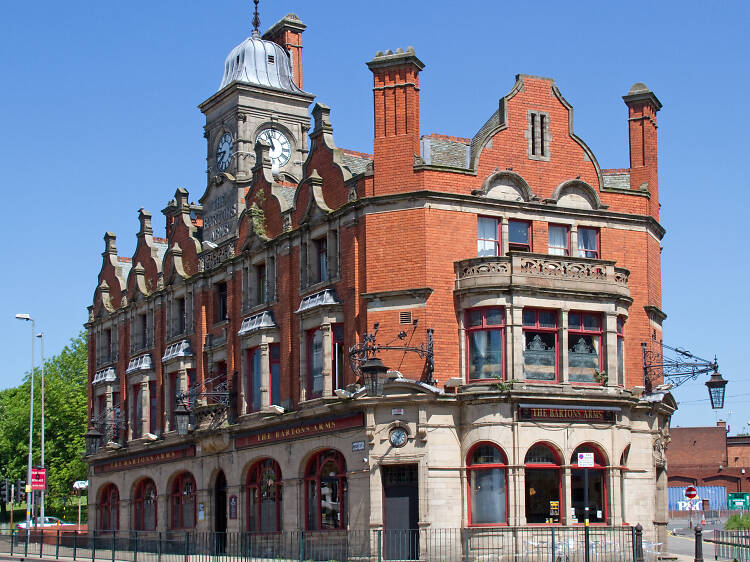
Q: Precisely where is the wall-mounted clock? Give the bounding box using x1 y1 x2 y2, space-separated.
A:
257 128 292 167
216 132 232 171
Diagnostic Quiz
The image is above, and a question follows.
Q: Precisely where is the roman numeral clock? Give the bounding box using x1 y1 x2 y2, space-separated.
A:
256 128 292 169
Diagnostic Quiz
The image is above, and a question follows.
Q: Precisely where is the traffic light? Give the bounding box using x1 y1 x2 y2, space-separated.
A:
15 480 25 503
0 479 8 504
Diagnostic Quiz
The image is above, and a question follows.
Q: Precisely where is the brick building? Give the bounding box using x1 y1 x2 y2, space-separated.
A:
668 422 750 496
85 9 675 549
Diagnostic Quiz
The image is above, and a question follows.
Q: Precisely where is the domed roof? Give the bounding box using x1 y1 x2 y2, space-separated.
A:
219 35 301 92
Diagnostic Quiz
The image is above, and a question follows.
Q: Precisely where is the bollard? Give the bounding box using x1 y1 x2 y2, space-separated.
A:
694 525 704 562
635 524 645 562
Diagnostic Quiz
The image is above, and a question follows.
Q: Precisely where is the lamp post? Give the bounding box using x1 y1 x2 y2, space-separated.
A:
14 313 35 531
36 332 45 522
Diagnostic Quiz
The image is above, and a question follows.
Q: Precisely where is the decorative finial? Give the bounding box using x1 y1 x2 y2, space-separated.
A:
252 0 260 38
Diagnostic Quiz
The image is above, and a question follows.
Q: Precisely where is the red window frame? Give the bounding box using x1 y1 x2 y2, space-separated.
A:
98 484 119 531
246 347 262 413
148 380 157 434
570 444 608 525
305 449 347 531
246 458 282 533
465 308 506 382
466 442 509 527
133 478 157 531
169 373 178 429
131 383 142 439
332 325 344 391
577 227 600 259
617 316 625 386
269 343 281 405
522 308 559 383
477 216 500 257
548 224 570 256
523 443 562 525
306 328 324 399
170 472 196 529
567 311 604 385
508 219 532 252
315 237 328 283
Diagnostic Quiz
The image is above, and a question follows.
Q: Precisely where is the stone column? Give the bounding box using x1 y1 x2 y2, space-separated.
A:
140 381 150 436
570 225 579 257
501 217 510 255
510 305 524 379
605 312 619 386
321 324 333 396
610 467 622 525
259 342 271 408
560 309 569 383
561 466 572 525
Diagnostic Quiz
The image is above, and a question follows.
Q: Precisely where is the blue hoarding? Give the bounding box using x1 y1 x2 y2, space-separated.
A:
668 486 727 510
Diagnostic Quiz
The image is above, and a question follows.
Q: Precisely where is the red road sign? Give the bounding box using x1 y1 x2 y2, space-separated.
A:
685 486 698 499
30 468 46 491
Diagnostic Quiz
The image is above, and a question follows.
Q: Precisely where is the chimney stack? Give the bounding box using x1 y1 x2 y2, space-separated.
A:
623 83 662 219
263 14 306 89
367 47 424 195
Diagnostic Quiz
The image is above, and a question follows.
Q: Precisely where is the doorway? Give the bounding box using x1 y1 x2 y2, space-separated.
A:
382 464 419 560
214 471 227 553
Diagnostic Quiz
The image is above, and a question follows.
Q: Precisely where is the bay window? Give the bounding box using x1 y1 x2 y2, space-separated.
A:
577 227 599 259
617 316 625 386
466 308 505 382
467 443 508 525
548 224 570 256
567 312 603 383
508 220 531 251
332 325 344 391
270 343 281 405
522 309 558 381
477 217 500 257
305 449 347 530
247 458 282 533
307 328 325 398
247 347 262 412
524 444 561 524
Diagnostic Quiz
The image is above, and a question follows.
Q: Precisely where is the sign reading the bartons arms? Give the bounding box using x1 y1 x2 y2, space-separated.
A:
93 444 196 474
519 404 617 423
235 413 365 449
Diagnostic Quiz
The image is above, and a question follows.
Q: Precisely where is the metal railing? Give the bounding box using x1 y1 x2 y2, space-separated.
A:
709 530 750 561
0 526 637 562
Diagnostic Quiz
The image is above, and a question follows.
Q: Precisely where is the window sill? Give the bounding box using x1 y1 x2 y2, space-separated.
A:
300 277 340 297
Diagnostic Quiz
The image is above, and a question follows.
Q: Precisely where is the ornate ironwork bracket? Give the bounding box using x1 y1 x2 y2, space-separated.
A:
642 338 719 392
348 321 435 385
175 372 232 432
89 405 125 446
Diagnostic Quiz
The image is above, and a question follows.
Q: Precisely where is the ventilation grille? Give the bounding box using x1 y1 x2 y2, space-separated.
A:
399 311 412 324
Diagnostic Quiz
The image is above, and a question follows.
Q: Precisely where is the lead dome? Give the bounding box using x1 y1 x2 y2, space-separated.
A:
219 35 301 92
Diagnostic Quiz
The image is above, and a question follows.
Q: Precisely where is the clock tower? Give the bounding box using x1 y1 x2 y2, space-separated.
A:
197 13 314 244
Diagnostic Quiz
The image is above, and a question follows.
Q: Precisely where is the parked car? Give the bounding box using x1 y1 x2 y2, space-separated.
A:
16 516 75 530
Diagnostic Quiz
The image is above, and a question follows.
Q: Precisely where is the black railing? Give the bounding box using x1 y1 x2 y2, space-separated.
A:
0 526 637 562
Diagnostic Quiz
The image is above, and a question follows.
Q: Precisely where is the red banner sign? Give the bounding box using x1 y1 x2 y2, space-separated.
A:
31 468 46 490
519 406 615 423
93 445 195 474
236 413 364 449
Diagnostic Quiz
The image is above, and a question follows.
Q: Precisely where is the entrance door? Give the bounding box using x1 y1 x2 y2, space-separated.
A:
214 471 227 553
382 464 419 560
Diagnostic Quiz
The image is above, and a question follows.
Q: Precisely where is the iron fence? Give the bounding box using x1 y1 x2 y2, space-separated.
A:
709 530 750 562
0 526 636 562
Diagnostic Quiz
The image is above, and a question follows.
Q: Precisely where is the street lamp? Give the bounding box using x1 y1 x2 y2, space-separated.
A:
174 403 190 436
36 332 45 522
360 356 389 396
14 313 35 531
706 372 728 410
84 427 103 456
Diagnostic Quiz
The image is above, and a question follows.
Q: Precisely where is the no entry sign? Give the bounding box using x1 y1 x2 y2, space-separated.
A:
31 467 46 491
685 486 698 499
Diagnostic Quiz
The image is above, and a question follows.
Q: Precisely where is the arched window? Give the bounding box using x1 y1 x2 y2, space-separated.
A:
247 458 282 533
524 443 561 524
467 443 508 525
570 444 608 524
98 484 119 531
170 472 196 529
305 449 347 530
133 478 157 531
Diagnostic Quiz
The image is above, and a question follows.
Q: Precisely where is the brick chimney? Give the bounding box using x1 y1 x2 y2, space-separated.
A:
263 14 306 89
367 47 424 195
623 83 662 219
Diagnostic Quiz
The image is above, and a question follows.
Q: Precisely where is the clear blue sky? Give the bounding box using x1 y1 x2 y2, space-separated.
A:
1 1 747 431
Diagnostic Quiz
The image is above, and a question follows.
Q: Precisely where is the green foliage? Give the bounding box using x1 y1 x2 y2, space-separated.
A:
725 513 750 530
594 370 608 385
0 332 88 515
490 374 516 392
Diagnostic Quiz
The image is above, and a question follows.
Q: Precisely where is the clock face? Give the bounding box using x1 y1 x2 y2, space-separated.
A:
389 427 408 448
216 132 232 172
257 128 292 167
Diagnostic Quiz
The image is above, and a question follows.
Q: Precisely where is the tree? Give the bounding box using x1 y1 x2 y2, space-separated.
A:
0 332 88 518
